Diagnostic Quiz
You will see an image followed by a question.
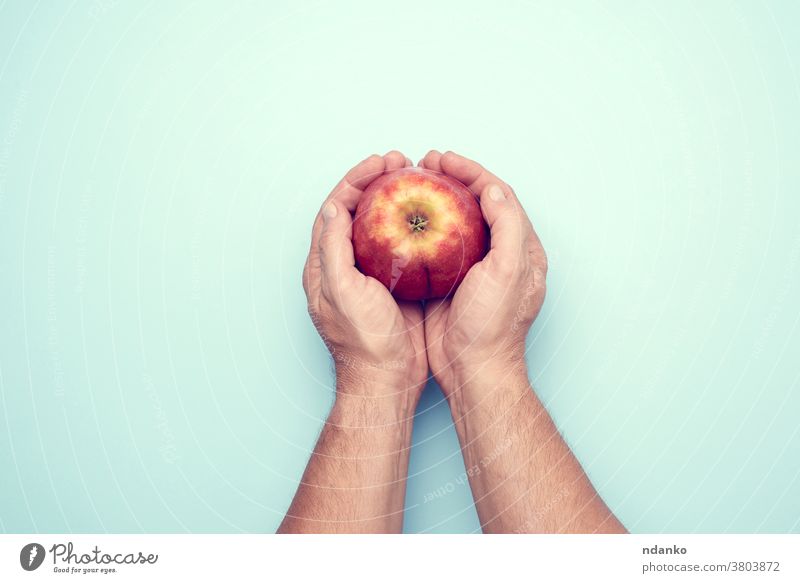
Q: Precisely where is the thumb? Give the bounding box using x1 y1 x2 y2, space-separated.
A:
318 200 356 285
479 183 529 269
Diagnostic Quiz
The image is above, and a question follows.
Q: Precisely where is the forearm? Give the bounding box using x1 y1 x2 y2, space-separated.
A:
278 384 417 533
447 363 625 534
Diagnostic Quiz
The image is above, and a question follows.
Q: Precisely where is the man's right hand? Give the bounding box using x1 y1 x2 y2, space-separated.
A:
419 151 623 533
419 150 548 403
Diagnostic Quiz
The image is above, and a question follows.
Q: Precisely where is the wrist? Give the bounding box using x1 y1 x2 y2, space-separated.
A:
334 363 407 387
327 394 417 453
434 339 527 391
332 372 421 427
333 350 427 399
443 357 531 415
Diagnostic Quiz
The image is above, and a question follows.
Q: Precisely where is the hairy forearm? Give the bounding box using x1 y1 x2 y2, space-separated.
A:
277 385 416 534
447 364 625 534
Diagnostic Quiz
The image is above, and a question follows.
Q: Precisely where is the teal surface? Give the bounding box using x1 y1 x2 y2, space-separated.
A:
1 1 799 534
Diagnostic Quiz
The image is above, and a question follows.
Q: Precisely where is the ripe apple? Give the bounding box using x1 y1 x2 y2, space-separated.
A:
352 167 488 301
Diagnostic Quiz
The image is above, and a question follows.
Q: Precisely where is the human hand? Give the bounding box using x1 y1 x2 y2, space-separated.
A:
303 151 429 407
418 150 547 401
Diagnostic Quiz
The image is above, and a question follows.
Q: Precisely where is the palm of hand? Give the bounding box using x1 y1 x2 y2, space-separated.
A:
334 275 427 386
423 259 512 389
423 238 546 394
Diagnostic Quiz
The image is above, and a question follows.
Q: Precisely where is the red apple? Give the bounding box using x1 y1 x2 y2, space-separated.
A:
352 168 488 301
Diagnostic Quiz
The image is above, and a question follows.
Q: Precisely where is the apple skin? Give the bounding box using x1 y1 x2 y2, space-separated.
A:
352 167 488 301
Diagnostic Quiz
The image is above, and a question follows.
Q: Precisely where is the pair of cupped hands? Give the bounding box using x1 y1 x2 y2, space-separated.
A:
303 150 548 410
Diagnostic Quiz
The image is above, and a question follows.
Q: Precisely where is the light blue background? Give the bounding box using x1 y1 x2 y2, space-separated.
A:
1 1 799 533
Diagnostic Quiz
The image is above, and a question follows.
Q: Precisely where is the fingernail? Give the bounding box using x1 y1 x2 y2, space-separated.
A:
323 203 338 220
487 184 506 201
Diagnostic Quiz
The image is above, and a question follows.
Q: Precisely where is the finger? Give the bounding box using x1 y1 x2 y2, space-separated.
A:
404 156 413 167
420 149 443 172
479 183 530 271
439 151 514 200
310 154 386 254
303 246 323 310
305 154 386 307
307 154 386 284
383 150 407 172
328 154 387 211
318 199 358 299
